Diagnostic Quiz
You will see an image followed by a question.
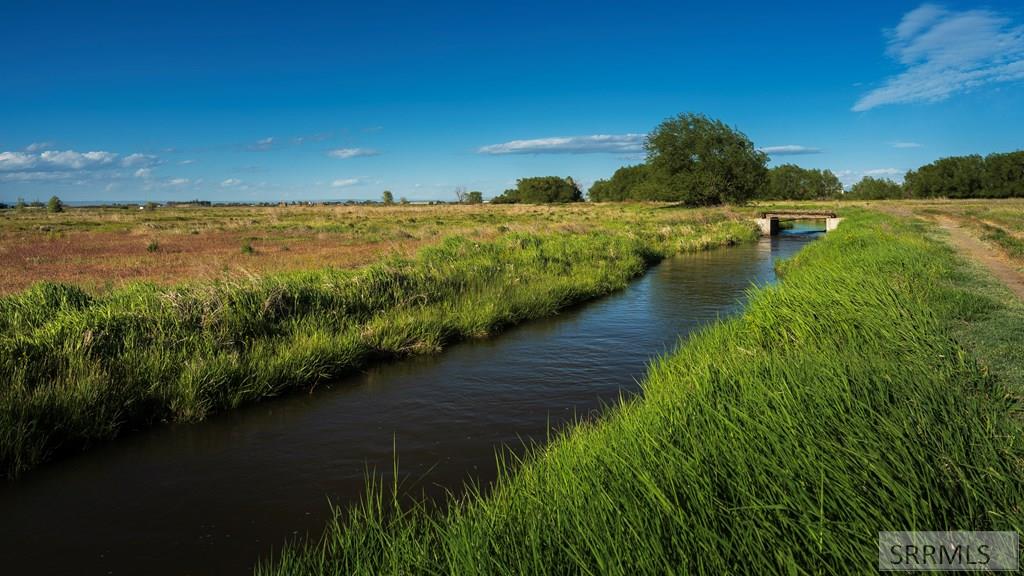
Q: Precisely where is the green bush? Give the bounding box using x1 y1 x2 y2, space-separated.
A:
47 196 64 213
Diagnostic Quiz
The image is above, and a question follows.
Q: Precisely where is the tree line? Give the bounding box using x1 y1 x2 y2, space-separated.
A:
9 113 1020 208
512 113 1024 204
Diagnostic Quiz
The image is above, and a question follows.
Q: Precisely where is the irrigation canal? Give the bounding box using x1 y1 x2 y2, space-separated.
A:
0 223 823 575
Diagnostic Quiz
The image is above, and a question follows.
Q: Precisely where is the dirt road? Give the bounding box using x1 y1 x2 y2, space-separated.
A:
934 217 1024 300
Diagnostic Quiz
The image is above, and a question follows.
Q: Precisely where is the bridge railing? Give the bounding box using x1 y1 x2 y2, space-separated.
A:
760 211 837 219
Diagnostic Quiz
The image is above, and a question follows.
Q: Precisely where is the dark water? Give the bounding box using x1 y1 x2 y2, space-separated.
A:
0 226 821 576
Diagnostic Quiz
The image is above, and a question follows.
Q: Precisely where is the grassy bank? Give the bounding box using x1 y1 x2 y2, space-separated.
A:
0 216 756 478
261 210 1024 575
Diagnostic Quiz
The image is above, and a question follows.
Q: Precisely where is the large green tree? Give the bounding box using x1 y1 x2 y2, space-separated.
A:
644 113 768 205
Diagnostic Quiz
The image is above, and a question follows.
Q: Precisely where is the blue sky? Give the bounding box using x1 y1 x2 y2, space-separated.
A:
2 0 1023 202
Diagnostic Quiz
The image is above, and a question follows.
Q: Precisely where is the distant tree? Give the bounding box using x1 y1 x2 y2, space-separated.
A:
492 176 583 204
453 186 468 203
588 164 650 201
47 195 64 213
763 164 843 200
904 155 985 198
382 190 394 205
399 196 410 205
982 151 1024 198
490 190 517 204
15 197 26 210
645 113 768 205
144 201 158 211
847 177 904 200
465 191 483 204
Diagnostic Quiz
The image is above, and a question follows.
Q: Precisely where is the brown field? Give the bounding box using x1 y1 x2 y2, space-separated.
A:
0 203 745 294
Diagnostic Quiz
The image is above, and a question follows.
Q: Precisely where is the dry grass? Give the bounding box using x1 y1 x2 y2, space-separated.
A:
0 203 744 294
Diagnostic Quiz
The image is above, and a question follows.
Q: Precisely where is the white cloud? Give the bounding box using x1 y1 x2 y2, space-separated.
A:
331 178 360 187
891 141 923 148
179 159 195 165
0 151 37 171
168 178 190 186
221 178 242 187
759 145 821 155
327 147 380 159
134 168 152 179
478 134 645 155
854 4 1024 111
39 150 118 169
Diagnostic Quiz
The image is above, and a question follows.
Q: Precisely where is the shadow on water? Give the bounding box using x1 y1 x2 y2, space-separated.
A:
0 229 821 576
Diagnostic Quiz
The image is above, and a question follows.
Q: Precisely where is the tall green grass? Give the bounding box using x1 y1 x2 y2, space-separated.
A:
0 219 756 477
260 210 1023 575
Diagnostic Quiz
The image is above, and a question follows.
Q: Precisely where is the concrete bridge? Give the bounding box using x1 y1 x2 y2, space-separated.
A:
755 211 843 236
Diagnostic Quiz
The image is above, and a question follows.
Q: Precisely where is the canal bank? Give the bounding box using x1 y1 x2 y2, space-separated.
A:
0 227 822 575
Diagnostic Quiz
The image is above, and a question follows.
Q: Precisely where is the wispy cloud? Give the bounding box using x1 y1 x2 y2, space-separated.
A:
327 148 380 159
854 4 1024 111
221 178 243 187
331 178 361 187
891 141 923 148
759 145 821 155
292 133 331 145
247 137 275 151
478 134 645 155
121 153 160 168
25 141 54 152
863 168 903 176
134 168 152 179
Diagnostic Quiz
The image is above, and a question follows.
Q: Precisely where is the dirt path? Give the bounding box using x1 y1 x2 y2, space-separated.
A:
934 217 1024 300
871 204 1024 300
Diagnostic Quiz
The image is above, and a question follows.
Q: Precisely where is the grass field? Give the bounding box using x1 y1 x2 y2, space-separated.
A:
0 203 750 294
869 198 1024 270
0 203 758 478
260 209 1024 575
